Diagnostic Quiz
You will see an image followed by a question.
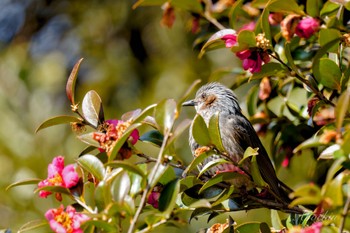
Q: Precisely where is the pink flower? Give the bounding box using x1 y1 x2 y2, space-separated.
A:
288 222 322 233
221 34 237 48
147 185 162 209
235 49 270 73
295 17 320 39
239 21 256 32
45 205 89 233
38 156 79 201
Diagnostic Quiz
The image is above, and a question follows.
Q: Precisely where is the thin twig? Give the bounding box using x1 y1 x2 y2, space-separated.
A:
135 153 187 170
127 130 172 233
246 195 305 214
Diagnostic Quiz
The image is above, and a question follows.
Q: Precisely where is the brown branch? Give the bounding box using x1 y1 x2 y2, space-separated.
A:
246 195 305 214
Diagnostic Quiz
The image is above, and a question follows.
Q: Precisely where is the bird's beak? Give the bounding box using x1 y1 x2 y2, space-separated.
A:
182 99 196 106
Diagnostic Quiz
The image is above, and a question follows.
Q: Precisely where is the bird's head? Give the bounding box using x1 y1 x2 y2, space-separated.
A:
182 82 241 118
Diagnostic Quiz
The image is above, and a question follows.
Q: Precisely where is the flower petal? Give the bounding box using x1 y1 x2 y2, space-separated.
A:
62 164 79 188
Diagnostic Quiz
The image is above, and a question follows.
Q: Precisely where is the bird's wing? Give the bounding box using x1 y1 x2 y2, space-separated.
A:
224 113 289 200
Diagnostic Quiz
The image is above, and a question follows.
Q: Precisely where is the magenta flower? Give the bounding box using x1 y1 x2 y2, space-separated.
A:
295 17 320 39
239 21 256 32
147 191 161 209
38 156 79 201
221 34 237 48
236 49 270 73
45 205 89 233
105 119 139 145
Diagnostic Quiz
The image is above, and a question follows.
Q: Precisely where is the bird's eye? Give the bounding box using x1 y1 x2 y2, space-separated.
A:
201 93 206 99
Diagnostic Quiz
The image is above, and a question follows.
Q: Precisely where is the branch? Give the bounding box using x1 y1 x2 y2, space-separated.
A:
246 195 305 214
127 129 173 233
135 152 187 170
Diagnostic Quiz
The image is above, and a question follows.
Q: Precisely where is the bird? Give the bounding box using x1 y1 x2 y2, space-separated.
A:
182 82 293 208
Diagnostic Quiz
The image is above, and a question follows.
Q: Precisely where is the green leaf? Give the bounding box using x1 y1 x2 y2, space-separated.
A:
211 185 235 206
199 29 236 58
198 158 229 178
239 147 259 165
189 207 212 222
182 151 214 176
251 155 267 187
289 183 322 206
267 0 304 15
105 161 145 177
6 178 41 191
323 172 344 207
121 109 142 122
319 29 341 53
293 136 322 153
236 222 261 233
270 210 283 231
198 172 240 194
133 104 157 124
171 0 203 13
320 1 340 16
255 7 271 43
335 90 350 132
155 99 177 134
232 30 256 52
158 179 180 216
251 62 286 80
112 171 131 204
94 181 111 211
77 132 100 148
188 199 212 209
314 58 341 90
77 154 105 181
18 219 49 233
246 85 259 117
82 220 117 232
260 222 271 233
66 58 83 105
208 113 225 152
192 114 210 146
140 130 163 147
35 115 82 133
229 0 244 28
82 90 104 127
306 0 322 17
148 164 168 188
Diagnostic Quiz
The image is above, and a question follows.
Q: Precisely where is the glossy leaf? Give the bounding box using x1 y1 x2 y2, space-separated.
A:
255 7 271 43
82 90 104 127
82 220 117 232
105 161 145 177
77 132 100 148
198 158 229 178
293 136 322 153
335 90 350 132
239 147 259 165
189 207 212 222
284 42 300 76
323 172 344 207
211 185 235 206
267 0 304 15
35 115 82 133
314 58 341 90
319 29 341 53
251 155 267 187
306 0 322 16
270 210 283 230
148 164 168 188
231 30 256 53
66 58 83 105
155 99 177 134
94 181 111 211
192 114 210 146
158 179 180 216
6 178 41 191
140 130 163 147
108 122 142 161
208 112 225 152
251 62 286 80
199 172 240 194
133 104 157 124
188 199 212 209
246 85 259 117
289 183 321 206
121 109 142 122
199 29 236 58
182 151 213 176
236 222 261 233
77 154 105 181
229 0 244 28
112 171 131 204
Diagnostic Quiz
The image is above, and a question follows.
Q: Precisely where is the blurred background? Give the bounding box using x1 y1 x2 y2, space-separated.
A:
0 0 314 231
